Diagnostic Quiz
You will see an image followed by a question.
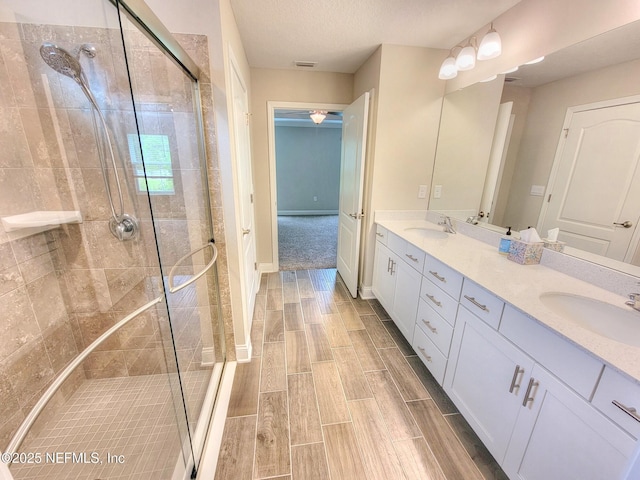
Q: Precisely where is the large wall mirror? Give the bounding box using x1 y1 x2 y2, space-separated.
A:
430 19 640 274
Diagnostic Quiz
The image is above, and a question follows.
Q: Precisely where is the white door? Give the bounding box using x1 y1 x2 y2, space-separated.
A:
230 57 258 322
337 92 370 298
540 102 640 261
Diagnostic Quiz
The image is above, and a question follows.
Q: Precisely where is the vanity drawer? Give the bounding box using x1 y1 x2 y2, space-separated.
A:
419 279 458 326
375 224 388 245
460 279 504 329
592 367 640 439
499 305 603 399
416 298 454 356
413 325 448 385
402 242 426 273
423 256 463 300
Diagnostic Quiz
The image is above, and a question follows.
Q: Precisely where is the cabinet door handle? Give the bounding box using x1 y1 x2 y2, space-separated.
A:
405 253 418 262
425 294 442 307
417 346 432 362
522 377 539 407
421 319 438 334
390 260 396 275
376 232 384 237
428 270 446 283
464 295 489 312
509 365 524 394
612 400 640 423
387 257 392 273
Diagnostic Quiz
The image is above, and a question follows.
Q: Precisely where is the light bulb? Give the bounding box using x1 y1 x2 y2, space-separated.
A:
456 44 476 71
438 55 458 80
477 28 502 60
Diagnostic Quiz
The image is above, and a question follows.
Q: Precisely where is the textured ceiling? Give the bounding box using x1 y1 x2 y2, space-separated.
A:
229 0 523 73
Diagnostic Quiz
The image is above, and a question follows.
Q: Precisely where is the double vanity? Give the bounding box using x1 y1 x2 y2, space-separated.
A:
371 212 640 479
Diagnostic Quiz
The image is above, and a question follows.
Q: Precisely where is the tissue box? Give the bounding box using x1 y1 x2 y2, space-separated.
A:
508 239 544 265
543 240 566 253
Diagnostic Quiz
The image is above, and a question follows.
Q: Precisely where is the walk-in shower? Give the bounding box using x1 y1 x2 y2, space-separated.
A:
40 41 139 241
0 1 228 479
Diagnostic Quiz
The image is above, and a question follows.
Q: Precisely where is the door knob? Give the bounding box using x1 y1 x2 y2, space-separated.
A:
348 212 364 219
242 228 251 235
613 221 633 228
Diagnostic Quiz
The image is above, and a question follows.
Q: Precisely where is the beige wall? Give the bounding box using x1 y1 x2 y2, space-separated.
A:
355 45 446 291
502 58 640 230
250 68 354 265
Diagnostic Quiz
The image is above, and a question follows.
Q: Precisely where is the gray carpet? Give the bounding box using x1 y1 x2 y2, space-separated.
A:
278 215 338 271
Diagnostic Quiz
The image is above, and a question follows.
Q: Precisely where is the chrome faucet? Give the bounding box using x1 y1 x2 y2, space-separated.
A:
439 215 456 234
466 215 480 225
626 293 640 312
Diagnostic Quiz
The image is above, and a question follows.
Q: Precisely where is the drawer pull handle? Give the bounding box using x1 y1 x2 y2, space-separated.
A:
509 365 524 394
405 253 418 262
522 377 539 407
426 294 442 307
421 319 438 334
417 346 432 362
429 270 446 283
464 295 489 312
612 400 640 423
376 232 384 237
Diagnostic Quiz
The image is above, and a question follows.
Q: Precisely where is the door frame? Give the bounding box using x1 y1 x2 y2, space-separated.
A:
267 101 347 271
537 94 640 262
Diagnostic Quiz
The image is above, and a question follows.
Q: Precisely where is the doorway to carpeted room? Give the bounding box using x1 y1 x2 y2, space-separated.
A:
277 215 338 270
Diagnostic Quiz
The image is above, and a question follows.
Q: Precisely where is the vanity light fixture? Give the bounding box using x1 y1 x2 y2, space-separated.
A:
438 22 503 80
310 110 327 124
477 23 502 60
438 50 459 79
524 56 545 65
456 38 477 71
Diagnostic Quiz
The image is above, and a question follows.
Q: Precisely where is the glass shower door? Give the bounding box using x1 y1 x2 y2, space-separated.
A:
117 5 225 474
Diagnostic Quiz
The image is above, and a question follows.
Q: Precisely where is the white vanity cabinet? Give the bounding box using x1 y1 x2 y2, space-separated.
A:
445 305 535 463
503 364 635 480
372 226 421 340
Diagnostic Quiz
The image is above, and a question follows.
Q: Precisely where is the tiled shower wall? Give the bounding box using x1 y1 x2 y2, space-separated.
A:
0 20 232 450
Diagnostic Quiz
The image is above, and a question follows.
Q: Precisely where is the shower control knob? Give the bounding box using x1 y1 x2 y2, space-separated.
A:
109 214 140 241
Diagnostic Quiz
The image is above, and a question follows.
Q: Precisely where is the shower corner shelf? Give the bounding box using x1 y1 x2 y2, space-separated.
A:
1 210 83 238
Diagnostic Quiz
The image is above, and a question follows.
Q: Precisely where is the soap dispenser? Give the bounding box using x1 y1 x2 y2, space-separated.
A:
498 227 512 255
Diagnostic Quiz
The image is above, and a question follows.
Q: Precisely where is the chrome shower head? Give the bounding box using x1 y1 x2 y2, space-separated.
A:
39 42 84 85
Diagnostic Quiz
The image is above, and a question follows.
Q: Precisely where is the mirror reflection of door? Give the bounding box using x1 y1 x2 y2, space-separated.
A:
540 100 640 264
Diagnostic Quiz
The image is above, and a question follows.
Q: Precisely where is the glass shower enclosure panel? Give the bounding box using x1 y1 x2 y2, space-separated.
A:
0 0 225 479
118 4 225 472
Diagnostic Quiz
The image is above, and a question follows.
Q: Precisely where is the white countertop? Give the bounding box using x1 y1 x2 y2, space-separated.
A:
375 217 640 383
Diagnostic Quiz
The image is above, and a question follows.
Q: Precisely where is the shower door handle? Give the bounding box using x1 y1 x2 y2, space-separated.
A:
168 241 218 293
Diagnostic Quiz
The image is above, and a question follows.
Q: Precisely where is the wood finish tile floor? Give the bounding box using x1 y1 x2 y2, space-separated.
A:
215 269 508 480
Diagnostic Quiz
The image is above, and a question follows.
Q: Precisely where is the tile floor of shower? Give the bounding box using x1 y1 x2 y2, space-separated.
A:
10 369 211 480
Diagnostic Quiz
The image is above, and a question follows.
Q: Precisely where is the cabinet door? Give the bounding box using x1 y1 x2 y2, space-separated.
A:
391 259 421 341
372 241 396 312
445 306 534 463
504 364 635 480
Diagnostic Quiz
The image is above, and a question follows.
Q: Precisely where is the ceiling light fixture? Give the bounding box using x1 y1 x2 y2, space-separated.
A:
310 110 327 124
477 23 502 60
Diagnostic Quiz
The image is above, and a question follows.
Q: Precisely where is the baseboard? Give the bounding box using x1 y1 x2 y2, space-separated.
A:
258 263 277 276
195 361 236 480
277 210 339 216
359 284 375 300
235 340 252 363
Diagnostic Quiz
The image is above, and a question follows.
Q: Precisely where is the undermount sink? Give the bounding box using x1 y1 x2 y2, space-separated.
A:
403 227 448 239
539 292 640 347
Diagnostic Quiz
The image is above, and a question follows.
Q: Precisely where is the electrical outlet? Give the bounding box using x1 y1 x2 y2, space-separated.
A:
418 184 428 199
433 185 442 199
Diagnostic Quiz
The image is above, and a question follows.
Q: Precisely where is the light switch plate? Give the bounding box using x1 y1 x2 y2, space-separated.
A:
433 185 442 199
530 185 546 196
418 184 428 199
